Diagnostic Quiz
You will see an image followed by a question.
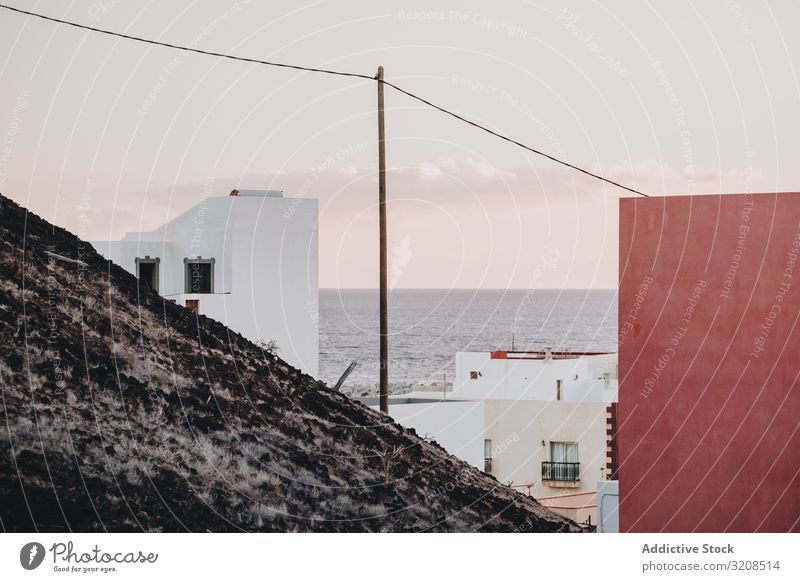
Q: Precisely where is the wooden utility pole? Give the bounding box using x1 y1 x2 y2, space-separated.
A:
376 66 389 414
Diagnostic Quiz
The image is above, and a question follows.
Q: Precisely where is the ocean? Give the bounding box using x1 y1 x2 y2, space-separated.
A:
319 289 617 394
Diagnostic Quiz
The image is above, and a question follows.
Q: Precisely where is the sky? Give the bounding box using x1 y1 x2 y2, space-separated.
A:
0 0 798 289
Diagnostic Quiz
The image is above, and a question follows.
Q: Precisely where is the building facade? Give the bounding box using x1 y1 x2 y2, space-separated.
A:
92 189 319 376
366 350 618 525
618 192 800 532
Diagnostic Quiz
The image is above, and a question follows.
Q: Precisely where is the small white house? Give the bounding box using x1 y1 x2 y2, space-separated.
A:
455 349 617 402
364 350 618 525
92 189 319 376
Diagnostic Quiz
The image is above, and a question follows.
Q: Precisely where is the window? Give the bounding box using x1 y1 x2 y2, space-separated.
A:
556 379 563 401
483 439 493 473
470 371 481 380
184 257 215 294
550 441 578 464
543 441 580 483
135 257 160 292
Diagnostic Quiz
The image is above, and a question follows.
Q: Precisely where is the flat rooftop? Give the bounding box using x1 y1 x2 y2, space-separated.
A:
486 350 615 360
229 189 283 197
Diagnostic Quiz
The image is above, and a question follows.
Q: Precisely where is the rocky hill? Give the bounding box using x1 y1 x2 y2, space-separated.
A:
0 193 577 532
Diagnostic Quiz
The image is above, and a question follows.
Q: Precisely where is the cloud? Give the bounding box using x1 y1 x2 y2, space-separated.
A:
52 156 776 288
590 158 770 196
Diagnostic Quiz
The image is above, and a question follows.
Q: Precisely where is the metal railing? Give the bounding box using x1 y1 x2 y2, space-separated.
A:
542 461 580 482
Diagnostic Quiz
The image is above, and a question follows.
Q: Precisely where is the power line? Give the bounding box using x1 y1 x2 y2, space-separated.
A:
0 3 648 197
381 79 648 197
0 4 374 81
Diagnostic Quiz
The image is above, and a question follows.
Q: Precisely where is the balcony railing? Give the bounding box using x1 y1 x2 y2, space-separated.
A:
542 461 580 483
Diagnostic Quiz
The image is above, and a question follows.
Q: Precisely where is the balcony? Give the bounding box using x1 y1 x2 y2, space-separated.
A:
542 461 580 485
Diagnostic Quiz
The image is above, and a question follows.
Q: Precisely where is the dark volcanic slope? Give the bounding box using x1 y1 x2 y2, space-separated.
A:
0 193 577 532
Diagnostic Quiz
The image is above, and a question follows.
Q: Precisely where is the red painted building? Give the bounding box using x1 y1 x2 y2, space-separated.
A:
618 193 800 532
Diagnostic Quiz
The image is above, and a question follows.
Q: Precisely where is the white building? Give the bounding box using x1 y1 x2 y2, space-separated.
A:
364 350 618 526
596 480 619 533
92 189 319 376
455 349 617 403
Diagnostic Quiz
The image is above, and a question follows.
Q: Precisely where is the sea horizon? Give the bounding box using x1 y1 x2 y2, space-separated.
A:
319 288 618 393
320 287 620 291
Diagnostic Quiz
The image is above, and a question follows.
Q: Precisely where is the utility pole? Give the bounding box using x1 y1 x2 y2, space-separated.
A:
376 66 389 414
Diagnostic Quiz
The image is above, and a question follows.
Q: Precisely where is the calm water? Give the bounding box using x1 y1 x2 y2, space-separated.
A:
319 289 617 392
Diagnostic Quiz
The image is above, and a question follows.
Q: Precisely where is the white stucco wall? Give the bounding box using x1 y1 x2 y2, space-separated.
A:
92 193 319 376
454 352 617 403
374 399 486 470
484 399 608 499
380 395 608 503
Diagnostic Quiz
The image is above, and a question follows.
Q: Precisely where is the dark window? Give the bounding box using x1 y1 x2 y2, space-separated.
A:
135 257 160 292
184 258 214 294
138 262 157 289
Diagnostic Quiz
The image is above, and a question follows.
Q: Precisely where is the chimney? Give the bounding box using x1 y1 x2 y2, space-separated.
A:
544 347 553 363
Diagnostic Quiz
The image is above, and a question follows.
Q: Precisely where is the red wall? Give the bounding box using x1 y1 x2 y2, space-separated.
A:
618 193 800 532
